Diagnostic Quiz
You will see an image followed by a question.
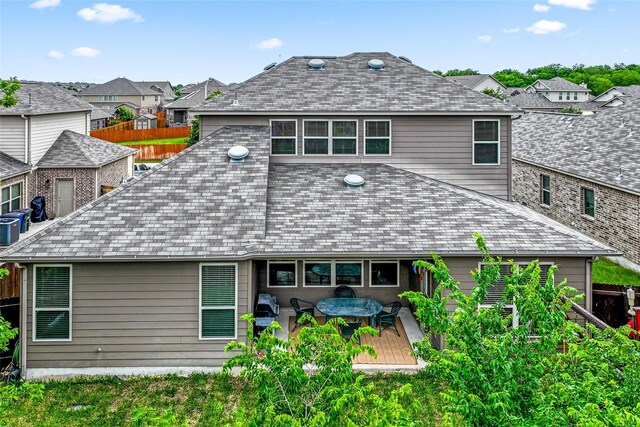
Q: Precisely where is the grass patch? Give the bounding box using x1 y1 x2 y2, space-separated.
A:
118 137 188 145
593 257 640 286
5 373 446 426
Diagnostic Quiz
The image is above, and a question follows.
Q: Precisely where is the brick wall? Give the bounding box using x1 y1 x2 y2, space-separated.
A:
0 173 29 210
513 160 640 264
98 157 131 193
31 169 96 218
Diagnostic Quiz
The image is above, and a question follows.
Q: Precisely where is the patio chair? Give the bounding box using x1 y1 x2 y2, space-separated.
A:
339 319 362 344
290 298 315 332
376 301 402 337
334 285 356 298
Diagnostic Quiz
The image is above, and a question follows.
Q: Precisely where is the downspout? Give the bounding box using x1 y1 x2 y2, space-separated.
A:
508 114 523 202
16 263 28 379
20 114 30 163
586 257 594 312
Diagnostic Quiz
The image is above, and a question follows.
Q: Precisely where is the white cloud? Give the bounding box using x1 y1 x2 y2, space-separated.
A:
526 20 567 35
548 0 595 11
623 48 629 53
77 3 143 23
254 38 283 49
533 4 550 12
71 47 101 57
29 0 61 9
477 35 492 43
48 50 64 59
503 27 520 33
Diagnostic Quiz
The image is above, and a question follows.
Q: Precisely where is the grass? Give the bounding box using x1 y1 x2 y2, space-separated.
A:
592 257 640 286
118 137 188 146
4 373 446 426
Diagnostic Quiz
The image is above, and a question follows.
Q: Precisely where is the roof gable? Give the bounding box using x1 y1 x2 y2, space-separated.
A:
81 77 160 96
528 77 590 93
0 151 31 180
0 83 94 116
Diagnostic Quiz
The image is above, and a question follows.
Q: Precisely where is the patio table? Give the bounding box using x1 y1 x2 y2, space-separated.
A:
316 297 383 326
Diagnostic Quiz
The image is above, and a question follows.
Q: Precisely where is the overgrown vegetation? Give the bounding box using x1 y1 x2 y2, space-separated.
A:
593 257 640 286
561 106 583 114
186 116 200 145
402 233 640 426
481 88 507 101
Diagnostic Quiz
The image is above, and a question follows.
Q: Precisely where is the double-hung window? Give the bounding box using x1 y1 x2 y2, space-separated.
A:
303 121 330 155
270 120 297 155
472 120 500 165
1 183 21 214
331 121 357 155
34 265 72 341
582 187 595 218
364 120 391 155
200 264 237 339
540 175 551 206
302 120 358 155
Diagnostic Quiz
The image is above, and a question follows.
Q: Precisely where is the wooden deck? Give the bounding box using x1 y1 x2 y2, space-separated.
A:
288 316 417 365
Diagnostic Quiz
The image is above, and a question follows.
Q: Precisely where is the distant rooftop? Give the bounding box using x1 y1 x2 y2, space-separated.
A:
529 77 591 92
0 82 93 116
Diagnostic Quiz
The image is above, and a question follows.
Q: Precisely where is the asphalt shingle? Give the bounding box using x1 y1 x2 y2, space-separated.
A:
0 152 31 180
0 83 93 116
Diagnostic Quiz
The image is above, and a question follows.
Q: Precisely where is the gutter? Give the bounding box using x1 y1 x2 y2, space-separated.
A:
190 110 522 117
20 115 29 163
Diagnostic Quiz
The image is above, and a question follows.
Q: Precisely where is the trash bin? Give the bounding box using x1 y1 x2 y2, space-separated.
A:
30 196 48 223
0 218 19 246
0 211 27 233
13 208 33 232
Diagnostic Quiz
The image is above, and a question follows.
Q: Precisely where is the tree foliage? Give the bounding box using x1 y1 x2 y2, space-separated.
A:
186 116 200 146
224 314 417 426
561 106 583 114
115 105 135 121
205 89 222 101
0 77 21 108
481 88 507 101
442 69 480 77
402 233 640 426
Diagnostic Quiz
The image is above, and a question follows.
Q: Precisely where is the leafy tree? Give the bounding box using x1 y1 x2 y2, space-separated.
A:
493 69 531 88
186 116 199 145
481 88 506 101
205 89 222 101
115 105 134 121
402 233 640 426
0 78 21 108
561 106 582 114
443 69 479 77
224 314 417 426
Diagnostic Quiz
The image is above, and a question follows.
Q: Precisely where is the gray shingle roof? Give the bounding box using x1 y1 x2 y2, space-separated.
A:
531 77 590 92
506 93 596 111
513 99 640 195
90 109 114 121
37 130 137 169
165 79 227 110
0 83 93 116
592 85 640 102
1 126 614 261
182 78 226 95
444 74 505 90
0 151 31 180
193 53 518 114
80 77 160 96
88 101 141 113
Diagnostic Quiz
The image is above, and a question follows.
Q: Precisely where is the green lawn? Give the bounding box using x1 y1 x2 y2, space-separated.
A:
118 137 188 145
4 373 445 426
592 257 640 286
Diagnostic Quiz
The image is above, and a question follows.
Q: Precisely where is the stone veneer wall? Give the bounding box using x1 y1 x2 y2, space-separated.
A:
31 169 96 218
513 160 640 264
98 157 131 193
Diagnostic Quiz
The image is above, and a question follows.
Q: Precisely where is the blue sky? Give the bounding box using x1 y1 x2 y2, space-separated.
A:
1 0 637 85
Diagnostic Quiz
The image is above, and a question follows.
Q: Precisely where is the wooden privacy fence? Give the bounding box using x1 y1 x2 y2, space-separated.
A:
155 111 166 128
134 143 189 160
90 126 190 143
0 263 21 300
100 119 135 131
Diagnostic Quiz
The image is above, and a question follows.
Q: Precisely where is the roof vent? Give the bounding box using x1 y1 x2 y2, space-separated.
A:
344 174 365 189
398 56 412 63
308 58 325 70
263 62 277 71
228 145 249 163
232 91 239 106
368 59 385 70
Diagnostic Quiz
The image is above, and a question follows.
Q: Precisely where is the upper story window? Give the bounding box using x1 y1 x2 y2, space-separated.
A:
1 183 21 214
582 187 595 218
270 120 297 155
472 120 500 165
142 96 145 100
303 120 358 155
98 95 118 102
155 96 159 102
573 92 578 100
540 174 551 206
364 120 391 155
558 92 562 100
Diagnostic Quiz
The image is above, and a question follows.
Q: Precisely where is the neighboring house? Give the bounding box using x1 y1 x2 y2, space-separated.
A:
506 77 594 113
512 99 640 265
137 81 175 104
525 77 591 103
164 78 227 125
0 83 135 223
90 101 142 117
589 85 640 108
0 53 614 379
79 77 172 115
445 74 507 93
90 109 114 130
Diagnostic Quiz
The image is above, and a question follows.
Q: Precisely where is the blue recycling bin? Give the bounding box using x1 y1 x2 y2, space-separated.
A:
0 211 27 233
0 218 19 245
13 208 33 232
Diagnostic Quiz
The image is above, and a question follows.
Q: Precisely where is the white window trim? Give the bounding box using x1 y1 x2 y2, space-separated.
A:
302 119 358 156
32 264 72 342
199 262 238 341
270 119 298 156
364 120 392 156
369 260 400 288
1 182 22 214
266 260 298 288
303 260 364 288
472 119 501 166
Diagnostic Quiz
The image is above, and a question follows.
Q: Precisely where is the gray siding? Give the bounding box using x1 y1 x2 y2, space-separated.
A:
200 115 510 199
29 112 88 164
26 261 250 369
0 116 27 161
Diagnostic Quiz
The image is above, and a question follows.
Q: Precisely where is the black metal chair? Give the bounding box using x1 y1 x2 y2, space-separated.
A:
334 285 356 298
290 298 315 332
339 319 362 344
375 301 402 337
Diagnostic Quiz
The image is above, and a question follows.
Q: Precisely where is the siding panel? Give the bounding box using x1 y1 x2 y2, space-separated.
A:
29 112 88 164
0 116 27 161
